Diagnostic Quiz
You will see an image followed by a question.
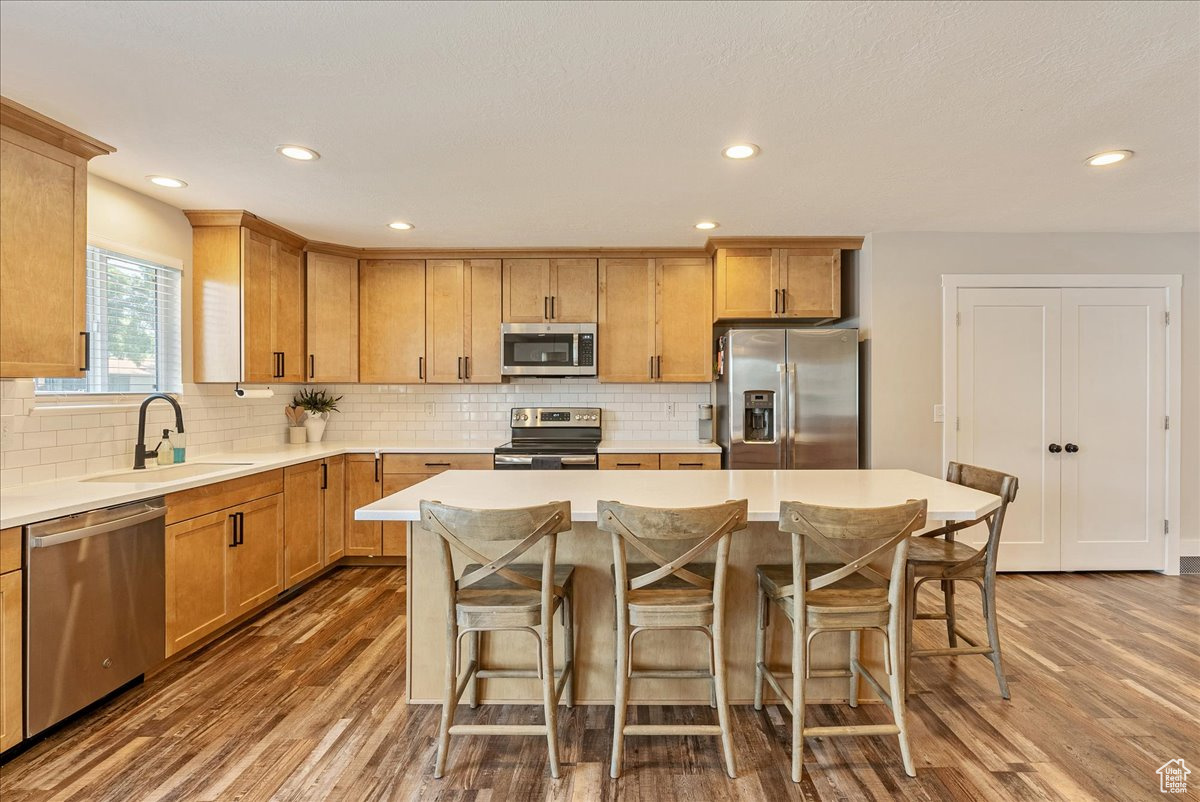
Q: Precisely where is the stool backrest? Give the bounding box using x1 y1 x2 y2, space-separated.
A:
777 499 928 607
944 462 1018 575
419 500 573 599
598 499 748 595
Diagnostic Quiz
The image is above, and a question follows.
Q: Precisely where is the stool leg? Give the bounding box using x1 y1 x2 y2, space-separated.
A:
434 620 460 778
713 610 737 778
943 579 958 647
610 610 630 779
983 574 1011 700
848 629 861 707
754 582 767 711
791 618 806 783
467 630 481 709
540 616 561 779
887 609 916 777
904 565 915 700
708 635 717 709
563 588 576 708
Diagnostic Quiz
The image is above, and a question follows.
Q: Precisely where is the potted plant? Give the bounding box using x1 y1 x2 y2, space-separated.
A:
285 404 307 443
294 388 342 443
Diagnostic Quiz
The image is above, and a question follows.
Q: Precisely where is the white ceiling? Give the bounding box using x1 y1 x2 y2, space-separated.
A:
2 1 1197 246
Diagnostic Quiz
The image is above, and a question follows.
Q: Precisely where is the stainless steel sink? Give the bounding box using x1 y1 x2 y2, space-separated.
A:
82 462 254 483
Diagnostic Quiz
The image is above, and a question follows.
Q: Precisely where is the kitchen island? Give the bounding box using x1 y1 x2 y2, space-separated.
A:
356 469 1000 705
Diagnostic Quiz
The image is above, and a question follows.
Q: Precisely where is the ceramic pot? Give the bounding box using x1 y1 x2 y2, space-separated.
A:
288 426 307 444
304 413 327 443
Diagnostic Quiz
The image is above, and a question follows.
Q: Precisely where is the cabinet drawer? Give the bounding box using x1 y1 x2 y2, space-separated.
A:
166 469 284 525
659 453 721 470
382 453 492 474
599 454 660 470
0 527 20 574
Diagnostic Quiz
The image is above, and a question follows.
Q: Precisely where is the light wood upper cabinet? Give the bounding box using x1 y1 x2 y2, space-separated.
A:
306 251 358 382
598 258 656 382
0 98 114 379
187 215 307 382
465 259 502 383
713 247 841 321
502 258 551 322
229 494 284 616
657 257 713 382
503 258 597 322
283 461 323 589
599 257 712 383
425 259 466 383
425 259 503 384
778 248 840 318
359 259 425 383
549 258 598 322
345 454 382 556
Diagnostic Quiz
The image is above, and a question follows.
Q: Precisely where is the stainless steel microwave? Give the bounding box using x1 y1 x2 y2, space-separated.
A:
501 323 597 376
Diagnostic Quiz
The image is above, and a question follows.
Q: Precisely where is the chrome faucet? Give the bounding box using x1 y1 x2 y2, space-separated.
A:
133 393 185 469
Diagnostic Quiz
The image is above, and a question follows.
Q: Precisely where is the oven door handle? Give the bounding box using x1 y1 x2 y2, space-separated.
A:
494 454 597 466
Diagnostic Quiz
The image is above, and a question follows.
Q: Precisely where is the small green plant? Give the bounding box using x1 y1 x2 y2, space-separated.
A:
294 388 343 415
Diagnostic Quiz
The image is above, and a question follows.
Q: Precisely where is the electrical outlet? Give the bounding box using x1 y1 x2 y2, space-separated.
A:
424 402 435 417
665 402 675 419
933 404 945 423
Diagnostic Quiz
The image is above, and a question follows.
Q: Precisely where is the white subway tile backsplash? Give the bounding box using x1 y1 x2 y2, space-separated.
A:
1 377 710 487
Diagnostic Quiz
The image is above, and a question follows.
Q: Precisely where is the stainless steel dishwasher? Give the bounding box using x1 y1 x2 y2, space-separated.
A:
25 498 166 737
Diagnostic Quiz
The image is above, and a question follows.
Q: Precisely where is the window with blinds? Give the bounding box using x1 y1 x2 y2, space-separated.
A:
36 245 183 394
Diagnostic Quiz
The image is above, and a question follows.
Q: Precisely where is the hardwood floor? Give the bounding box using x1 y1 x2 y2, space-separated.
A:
1 567 1197 801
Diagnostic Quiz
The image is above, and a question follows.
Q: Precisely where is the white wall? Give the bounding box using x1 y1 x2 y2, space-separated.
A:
862 231 1200 555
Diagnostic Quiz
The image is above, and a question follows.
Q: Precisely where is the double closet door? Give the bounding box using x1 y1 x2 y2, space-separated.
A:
954 287 1167 571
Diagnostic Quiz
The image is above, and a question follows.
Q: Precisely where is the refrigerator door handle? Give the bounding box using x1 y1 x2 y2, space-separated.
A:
787 362 798 470
777 362 789 468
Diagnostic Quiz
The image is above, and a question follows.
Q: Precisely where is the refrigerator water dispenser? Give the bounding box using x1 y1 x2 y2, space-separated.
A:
743 391 776 442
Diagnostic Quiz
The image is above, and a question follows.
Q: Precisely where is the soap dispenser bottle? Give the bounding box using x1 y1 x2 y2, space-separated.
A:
156 429 174 466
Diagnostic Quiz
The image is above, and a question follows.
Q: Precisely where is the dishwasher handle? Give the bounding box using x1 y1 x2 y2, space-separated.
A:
30 504 167 549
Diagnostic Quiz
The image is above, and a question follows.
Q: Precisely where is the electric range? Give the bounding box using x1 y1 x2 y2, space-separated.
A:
493 406 602 470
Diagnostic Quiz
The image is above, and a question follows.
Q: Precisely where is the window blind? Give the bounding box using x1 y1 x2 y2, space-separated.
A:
36 246 183 394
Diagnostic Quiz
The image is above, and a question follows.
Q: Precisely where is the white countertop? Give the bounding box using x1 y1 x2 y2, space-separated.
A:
355 468 1000 523
0 438 721 529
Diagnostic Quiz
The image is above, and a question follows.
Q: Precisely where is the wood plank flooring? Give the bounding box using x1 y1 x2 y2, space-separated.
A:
1 567 1197 801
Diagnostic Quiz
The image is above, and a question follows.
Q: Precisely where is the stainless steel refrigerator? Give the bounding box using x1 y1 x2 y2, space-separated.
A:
714 328 859 469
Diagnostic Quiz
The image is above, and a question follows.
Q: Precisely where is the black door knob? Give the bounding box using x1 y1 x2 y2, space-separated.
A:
1048 444 1062 453
1064 443 1079 453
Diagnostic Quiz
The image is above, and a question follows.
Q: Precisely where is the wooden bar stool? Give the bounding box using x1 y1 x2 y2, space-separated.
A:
598 499 748 779
905 462 1018 699
755 499 928 783
419 500 576 779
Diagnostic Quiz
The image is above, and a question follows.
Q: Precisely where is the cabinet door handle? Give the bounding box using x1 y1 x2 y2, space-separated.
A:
79 331 90 372
616 462 642 467
464 356 470 380
550 296 556 319
457 356 463 380
656 355 662 380
228 513 238 548
418 356 424 381
773 289 780 314
280 352 286 378
309 354 315 379
678 462 703 467
780 288 787 314
544 296 550 320
1064 443 1079 453
321 462 328 489
424 462 451 468
1048 443 1062 453
648 356 655 379
374 456 381 483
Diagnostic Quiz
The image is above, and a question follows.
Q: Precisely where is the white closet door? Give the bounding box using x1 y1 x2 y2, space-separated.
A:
957 288 1062 570
1059 288 1167 570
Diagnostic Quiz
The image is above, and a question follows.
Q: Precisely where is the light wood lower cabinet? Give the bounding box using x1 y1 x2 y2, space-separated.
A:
284 461 324 588
346 454 382 556
323 455 347 563
1 525 21 751
381 474 433 557
164 483 284 656
600 452 721 470
379 454 492 557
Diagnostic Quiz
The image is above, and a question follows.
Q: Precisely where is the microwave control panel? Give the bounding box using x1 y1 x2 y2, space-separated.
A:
578 333 594 366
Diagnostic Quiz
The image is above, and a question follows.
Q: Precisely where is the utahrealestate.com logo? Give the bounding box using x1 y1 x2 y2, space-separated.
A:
1157 759 1190 794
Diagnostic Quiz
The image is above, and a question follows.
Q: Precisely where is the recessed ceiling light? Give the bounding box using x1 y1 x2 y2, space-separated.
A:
722 143 760 160
387 221 415 231
694 221 720 230
277 145 320 161
146 175 187 188
1086 150 1133 167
